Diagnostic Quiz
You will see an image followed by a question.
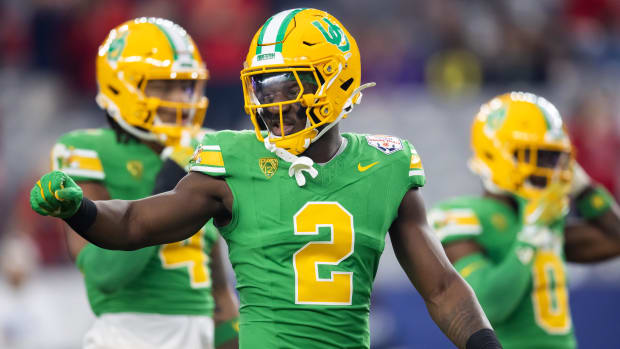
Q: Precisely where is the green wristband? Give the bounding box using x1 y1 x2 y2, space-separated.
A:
214 317 239 347
576 185 615 220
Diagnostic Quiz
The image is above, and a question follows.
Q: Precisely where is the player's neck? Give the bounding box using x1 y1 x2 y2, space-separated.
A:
143 140 165 155
302 125 342 163
483 191 519 213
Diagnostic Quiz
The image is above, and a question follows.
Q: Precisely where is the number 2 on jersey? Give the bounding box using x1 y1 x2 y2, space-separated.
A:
159 228 210 288
532 251 571 334
293 202 355 305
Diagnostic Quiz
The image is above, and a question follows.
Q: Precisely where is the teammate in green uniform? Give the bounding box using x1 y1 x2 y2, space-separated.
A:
52 18 239 349
428 92 620 349
30 9 503 349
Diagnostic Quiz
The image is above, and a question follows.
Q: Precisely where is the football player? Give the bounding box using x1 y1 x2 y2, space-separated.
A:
31 9 501 349
50 18 239 349
428 92 620 348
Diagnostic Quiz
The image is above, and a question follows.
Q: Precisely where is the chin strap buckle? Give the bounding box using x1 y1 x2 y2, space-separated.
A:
264 137 318 187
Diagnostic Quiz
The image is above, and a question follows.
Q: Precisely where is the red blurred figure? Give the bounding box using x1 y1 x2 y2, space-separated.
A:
568 90 620 199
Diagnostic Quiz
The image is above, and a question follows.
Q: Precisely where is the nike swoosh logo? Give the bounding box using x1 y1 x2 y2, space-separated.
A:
358 161 379 172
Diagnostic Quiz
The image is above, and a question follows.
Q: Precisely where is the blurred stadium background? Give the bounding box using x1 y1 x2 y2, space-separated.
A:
1 0 619 348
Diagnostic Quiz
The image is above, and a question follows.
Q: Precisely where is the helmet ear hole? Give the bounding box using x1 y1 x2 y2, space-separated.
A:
136 77 145 90
485 152 493 160
308 107 321 125
107 85 120 95
340 78 354 91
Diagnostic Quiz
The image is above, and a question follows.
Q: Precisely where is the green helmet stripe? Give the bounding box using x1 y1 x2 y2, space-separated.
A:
255 8 305 55
256 16 275 55
537 105 553 130
153 19 196 68
154 23 179 60
274 8 304 52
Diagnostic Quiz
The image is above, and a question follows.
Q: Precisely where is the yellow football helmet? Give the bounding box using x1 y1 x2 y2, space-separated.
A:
470 92 574 200
241 8 372 155
96 17 208 145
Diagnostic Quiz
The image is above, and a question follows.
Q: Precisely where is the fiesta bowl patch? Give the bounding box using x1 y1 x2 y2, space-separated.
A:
366 135 403 155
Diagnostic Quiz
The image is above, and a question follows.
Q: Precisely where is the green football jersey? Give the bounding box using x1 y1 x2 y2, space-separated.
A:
428 196 576 349
52 128 218 316
189 130 425 348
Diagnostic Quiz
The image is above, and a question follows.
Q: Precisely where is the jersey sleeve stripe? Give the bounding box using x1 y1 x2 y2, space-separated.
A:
196 151 224 167
66 156 104 172
69 148 99 158
190 165 226 174
409 169 425 177
190 144 226 176
61 168 105 180
51 144 104 179
428 208 482 242
410 154 423 169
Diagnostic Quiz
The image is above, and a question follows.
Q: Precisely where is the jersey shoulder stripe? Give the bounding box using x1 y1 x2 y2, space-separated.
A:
429 196 517 245
190 145 225 175
189 130 256 177
407 143 425 185
428 207 482 242
51 129 113 181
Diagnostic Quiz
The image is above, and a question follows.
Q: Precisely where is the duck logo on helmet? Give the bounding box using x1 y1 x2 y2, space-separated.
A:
107 31 128 64
312 18 350 53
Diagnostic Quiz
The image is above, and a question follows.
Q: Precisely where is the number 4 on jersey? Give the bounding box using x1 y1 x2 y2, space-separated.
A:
159 229 210 288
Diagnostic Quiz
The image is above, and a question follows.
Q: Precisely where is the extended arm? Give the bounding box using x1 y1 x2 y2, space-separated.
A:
32 170 231 250
388 189 497 349
444 239 534 324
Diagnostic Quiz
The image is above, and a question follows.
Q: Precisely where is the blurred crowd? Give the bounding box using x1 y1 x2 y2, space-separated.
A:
0 0 619 346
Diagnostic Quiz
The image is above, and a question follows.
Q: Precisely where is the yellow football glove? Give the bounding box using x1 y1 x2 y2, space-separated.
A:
523 182 570 227
516 182 569 256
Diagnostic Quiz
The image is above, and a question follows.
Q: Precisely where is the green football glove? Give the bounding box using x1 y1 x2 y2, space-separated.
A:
30 170 83 219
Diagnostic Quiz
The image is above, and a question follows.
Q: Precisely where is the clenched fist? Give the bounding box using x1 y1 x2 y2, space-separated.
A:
30 170 83 218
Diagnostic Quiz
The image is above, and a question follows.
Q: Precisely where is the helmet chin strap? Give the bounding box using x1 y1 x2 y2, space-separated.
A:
264 136 318 187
